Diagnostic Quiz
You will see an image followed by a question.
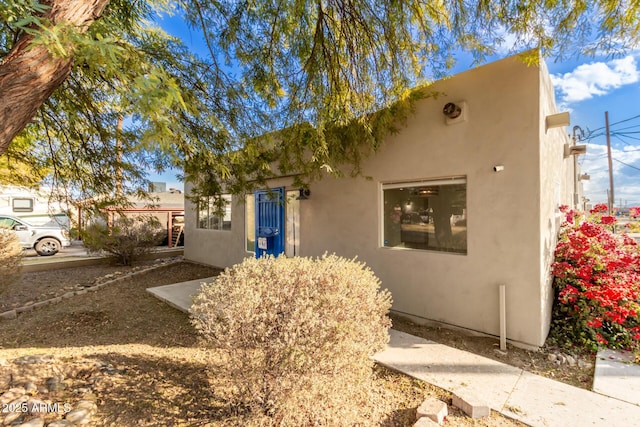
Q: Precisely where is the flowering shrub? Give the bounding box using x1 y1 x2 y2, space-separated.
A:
550 204 640 352
191 254 392 425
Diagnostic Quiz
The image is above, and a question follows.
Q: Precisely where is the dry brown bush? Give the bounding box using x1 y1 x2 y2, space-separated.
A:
0 229 23 294
191 254 392 426
81 215 164 266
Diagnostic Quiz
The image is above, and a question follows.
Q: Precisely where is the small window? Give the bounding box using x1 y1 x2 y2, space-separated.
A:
12 198 34 212
197 195 232 230
382 177 467 254
245 194 255 252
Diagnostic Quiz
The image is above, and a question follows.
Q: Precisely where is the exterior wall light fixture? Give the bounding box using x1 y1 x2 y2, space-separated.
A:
296 188 311 200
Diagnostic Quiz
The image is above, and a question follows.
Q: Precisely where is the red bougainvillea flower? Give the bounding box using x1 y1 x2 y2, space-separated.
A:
578 222 603 238
551 206 640 351
587 318 603 328
596 333 609 345
590 204 608 214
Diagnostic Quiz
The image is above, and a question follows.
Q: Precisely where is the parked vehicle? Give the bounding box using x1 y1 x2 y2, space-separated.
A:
0 185 70 228
0 215 71 256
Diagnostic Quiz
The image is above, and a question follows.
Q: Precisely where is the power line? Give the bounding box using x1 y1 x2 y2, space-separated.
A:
586 113 640 135
613 158 640 172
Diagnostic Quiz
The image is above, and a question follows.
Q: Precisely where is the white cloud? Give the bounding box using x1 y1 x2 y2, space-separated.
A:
551 56 640 104
580 142 640 207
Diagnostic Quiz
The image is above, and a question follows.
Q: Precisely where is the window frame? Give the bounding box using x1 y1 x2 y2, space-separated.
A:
196 194 232 231
380 176 467 254
12 197 34 213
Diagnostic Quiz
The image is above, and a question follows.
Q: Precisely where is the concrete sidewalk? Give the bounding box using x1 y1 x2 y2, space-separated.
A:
148 279 640 426
147 278 213 313
375 330 640 426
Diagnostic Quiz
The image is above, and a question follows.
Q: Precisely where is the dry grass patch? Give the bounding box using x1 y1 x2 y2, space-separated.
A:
0 262 524 426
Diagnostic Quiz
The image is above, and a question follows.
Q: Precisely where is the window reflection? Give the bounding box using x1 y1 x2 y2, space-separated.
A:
383 179 467 254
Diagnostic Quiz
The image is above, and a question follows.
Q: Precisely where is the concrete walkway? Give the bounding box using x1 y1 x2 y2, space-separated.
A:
147 278 214 313
147 279 640 426
375 330 640 426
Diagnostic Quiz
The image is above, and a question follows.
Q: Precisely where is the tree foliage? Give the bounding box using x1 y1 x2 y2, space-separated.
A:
1 0 640 205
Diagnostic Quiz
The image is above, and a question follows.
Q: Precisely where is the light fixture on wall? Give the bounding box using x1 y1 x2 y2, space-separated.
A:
579 173 590 181
296 188 311 200
564 143 587 158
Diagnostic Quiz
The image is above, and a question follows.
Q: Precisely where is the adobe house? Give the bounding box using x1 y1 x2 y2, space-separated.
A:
183 52 581 348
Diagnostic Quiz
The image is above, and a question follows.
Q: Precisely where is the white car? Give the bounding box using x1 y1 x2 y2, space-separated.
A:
0 215 71 256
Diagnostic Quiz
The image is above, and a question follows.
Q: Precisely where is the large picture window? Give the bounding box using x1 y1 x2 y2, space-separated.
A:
197 195 232 230
382 177 467 254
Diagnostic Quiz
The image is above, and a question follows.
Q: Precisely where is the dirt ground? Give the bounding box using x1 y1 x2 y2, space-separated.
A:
0 259 546 425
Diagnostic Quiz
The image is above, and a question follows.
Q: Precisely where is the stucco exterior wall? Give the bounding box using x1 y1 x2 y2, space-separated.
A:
538 58 575 343
184 53 572 347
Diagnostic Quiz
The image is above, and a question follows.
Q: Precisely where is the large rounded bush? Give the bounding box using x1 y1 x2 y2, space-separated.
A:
191 254 392 425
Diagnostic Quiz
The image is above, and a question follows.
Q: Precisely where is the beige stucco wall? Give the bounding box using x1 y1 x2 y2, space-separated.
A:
184 53 573 347
537 57 575 343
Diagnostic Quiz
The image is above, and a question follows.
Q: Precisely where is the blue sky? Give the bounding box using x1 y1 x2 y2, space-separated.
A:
152 14 640 208
548 55 640 208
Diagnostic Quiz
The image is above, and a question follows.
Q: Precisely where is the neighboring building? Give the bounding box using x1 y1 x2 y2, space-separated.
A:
184 52 582 348
101 188 185 247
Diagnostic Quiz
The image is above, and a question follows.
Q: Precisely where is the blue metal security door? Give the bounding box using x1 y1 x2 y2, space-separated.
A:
255 188 285 258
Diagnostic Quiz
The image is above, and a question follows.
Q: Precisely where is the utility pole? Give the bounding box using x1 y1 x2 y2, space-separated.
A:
572 126 584 209
605 111 615 213
116 115 123 197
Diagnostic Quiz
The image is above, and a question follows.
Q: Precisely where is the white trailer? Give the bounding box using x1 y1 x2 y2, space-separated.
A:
0 186 70 228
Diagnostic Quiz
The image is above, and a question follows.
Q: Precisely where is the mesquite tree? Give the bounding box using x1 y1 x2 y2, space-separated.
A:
1 1 639 201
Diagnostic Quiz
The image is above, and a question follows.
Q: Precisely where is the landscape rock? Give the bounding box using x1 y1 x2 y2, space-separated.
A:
47 421 74 427
1 387 27 404
452 392 490 419
45 377 65 392
0 310 17 320
24 383 37 395
413 416 440 426
16 417 44 427
64 408 91 425
416 397 447 424
3 411 23 425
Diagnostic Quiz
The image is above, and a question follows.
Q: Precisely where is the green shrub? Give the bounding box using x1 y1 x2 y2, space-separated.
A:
82 215 164 265
191 254 392 426
0 229 23 294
